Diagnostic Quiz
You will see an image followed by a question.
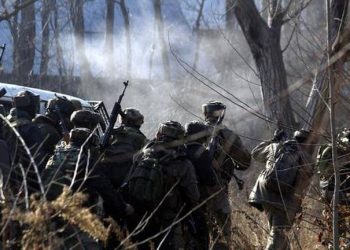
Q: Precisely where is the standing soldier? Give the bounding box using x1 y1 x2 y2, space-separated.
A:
249 130 313 250
43 110 133 249
184 121 218 250
4 90 46 193
2 91 46 249
317 128 350 245
128 121 200 250
34 97 76 160
202 101 251 250
100 108 147 189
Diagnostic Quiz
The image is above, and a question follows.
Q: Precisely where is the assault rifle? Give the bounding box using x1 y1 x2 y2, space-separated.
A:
100 80 128 149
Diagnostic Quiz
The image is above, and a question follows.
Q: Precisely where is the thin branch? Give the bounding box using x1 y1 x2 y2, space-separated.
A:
0 0 38 22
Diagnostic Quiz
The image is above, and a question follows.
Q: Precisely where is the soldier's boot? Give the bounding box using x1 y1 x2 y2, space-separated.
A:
265 226 290 250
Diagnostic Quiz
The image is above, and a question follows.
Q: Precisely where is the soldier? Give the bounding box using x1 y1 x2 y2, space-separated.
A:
34 96 76 160
100 108 147 189
202 101 251 250
1 91 46 249
128 121 200 250
249 129 313 250
42 110 133 249
184 121 218 250
317 128 350 243
3 90 46 194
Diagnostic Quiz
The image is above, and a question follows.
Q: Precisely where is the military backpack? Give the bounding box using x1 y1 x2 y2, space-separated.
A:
263 140 300 194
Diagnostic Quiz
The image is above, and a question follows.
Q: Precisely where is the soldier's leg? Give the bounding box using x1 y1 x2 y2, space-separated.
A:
209 189 231 250
263 205 293 250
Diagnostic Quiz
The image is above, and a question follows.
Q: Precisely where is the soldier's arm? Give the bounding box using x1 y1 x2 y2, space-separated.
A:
220 129 251 169
251 140 273 163
316 146 332 177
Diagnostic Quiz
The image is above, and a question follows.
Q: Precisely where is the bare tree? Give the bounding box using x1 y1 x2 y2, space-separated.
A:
0 0 38 22
116 0 131 78
39 0 51 85
232 0 312 131
15 0 36 84
153 0 171 81
192 0 205 71
105 0 115 79
70 0 93 86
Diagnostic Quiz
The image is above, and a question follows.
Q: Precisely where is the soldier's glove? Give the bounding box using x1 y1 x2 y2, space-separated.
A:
272 129 287 142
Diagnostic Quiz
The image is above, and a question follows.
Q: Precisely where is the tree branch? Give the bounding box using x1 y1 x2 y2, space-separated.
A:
282 0 313 24
0 0 38 22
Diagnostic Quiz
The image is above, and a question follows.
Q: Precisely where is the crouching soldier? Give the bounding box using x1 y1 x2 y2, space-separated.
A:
249 129 313 250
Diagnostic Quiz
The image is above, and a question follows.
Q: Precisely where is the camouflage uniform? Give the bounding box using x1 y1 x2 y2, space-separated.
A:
128 121 200 250
184 121 217 250
316 129 350 241
249 130 313 250
42 111 129 249
34 97 76 160
100 108 147 189
3 91 46 194
2 91 46 249
202 101 251 250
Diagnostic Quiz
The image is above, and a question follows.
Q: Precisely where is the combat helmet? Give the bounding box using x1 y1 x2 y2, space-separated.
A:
121 108 144 127
46 97 76 118
70 110 101 130
13 90 40 118
202 101 226 124
293 129 310 143
157 121 185 141
185 120 209 142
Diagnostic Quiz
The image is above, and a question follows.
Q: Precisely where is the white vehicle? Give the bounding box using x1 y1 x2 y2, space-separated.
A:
0 82 110 133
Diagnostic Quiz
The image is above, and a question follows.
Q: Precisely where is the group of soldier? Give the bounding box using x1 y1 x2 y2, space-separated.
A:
0 89 349 249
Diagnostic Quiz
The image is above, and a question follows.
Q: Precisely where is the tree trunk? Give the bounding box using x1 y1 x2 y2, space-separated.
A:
119 0 132 78
303 0 348 154
153 0 171 81
16 0 36 84
192 0 205 71
70 0 93 89
105 0 115 79
52 0 66 92
40 0 51 86
226 0 236 31
233 0 296 131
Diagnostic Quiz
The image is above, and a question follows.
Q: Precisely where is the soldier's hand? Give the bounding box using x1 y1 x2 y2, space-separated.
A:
212 159 220 170
125 203 135 216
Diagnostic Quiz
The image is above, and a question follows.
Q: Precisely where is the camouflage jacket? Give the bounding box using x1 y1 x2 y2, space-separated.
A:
249 140 313 212
43 129 127 219
206 123 251 184
3 110 46 193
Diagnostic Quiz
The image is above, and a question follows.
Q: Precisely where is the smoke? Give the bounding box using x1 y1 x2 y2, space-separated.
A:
53 0 266 144
0 0 329 145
